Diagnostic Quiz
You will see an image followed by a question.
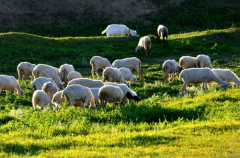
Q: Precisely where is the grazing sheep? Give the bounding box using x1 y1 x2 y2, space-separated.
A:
42 82 58 100
179 68 229 94
162 60 183 82
196 55 212 69
32 90 58 110
112 57 144 80
157 25 168 47
17 62 36 82
102 67 127 84
90 88 100 105
90 56 111 79
135 36 151 56
104 82 141 102
68 78 104 88
62 85 95 108
119 67 137 87
212 69 240 87
67 71 82 82
30 77 59 91
179 56 197 69
0 75 24 96
32 64 64 89
98 85 124 107
59 64 75 87
101 24 137 37
52 91 82 108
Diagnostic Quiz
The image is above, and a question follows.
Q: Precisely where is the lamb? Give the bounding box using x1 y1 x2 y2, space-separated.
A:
196 55 212 69
32 64 64 89
119 67 137 87
61 85 95 108
67 71 82 82
157 25 168 47
162 60 183 82
101 24 137 37
32 90 58 110
104 82 141 102
102 67 127 84
90 88 100 105
135 36 151 56
0 75 24 96
17 62 36 82
59 64 75 87
212 69 240 87
52 91 83 108
90 56 111 79
179 56 197 69
179 68 230 94
42 82 58 100
98 85 124 107
68 78 104 88
30 77 59 91
112 57 144 80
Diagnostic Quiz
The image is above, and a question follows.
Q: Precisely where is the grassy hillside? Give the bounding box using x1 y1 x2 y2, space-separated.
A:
0 28 240 157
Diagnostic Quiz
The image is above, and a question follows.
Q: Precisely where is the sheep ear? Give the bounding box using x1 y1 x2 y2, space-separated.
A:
126 92 132 99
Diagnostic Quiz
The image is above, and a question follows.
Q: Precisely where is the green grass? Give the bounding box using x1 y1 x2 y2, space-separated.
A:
0 28 240 157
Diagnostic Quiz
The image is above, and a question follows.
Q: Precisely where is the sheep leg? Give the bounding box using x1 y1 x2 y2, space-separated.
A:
164 72 169 82
95 67 100 78
70 99 75 106
205 80 208 90
91 65 95 79
145 50 148 56
181 82 187 94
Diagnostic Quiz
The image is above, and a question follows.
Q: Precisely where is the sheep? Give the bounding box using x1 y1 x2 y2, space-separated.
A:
67 71 82 82
90 88 100 105
68 78 104 88
30 77 59 91
119 67 137 88
32 90 58 110
0 75 24 96
212 69 240 87
59 64 75 87
98 85 124 107
112 57 144 80
162 60 183 82
135 36 151 56
17 62 36 82
101 24 137 37
61 85 95 108
104 82 141 102
179 56 197 69
32 64 64 89
102 67 127 84
42 82 58 100
196 55 212 69
52 91 83 108
179 68 230 94
157 25 168 47
90 56 111 79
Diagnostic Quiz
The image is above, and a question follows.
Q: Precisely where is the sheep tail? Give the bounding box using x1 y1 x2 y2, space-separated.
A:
101 28 107 34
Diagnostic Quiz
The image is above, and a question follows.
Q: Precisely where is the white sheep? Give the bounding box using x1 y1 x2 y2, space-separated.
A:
59 64 75 87
104 82 141 102
68 78 104 88
0 75 24 96
17 62 36 82
90 56 111 79
179 56 197 69
30 77 59 91
67 71 82 82
119 67 137 87
212 69 240 87
196 55 212 69
61 85 95 108
98 85 124 107
135 36 151 56
179 68 229 94
162 60 183 82
102 67 127 84
32 90 58 110
52 91 82 108
32 64 64 89
112 57 144 80
157 25 168 47
90 88 100 105
101 24 137 37
42 82 58 100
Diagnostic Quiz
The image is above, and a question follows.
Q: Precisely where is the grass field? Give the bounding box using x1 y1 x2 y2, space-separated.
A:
0 27 240 157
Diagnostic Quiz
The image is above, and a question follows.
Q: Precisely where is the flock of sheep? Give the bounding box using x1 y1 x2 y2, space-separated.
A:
1 24 239 110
